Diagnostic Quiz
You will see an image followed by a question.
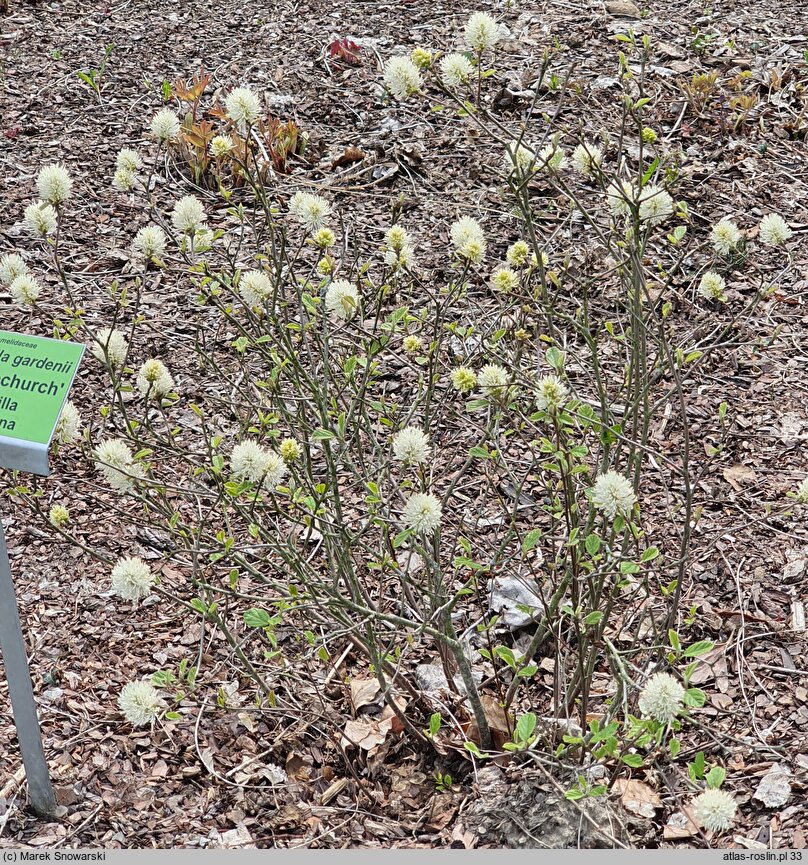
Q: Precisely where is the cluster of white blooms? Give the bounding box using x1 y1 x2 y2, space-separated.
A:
37 164 72 204
797 477 808 504
0 253 28 285
325 279 360 320
384 225 416 271
9 273 41 305
279 438 301 464
491 266 519 293
504 140 536 176
402 334 422 354
171 195 207 236
464 11 499 53
440 53 474 87
450 216 486 264
711 218 742 255
402 492 442 533
758 213 792 247
451 366 477 393
572 142 603 176
537 138 567 171
94 438 143 492
607 179 635 217
478 363 509 398
411 47 433 69
91 327 128 369
535 375 568 412
392 426 430 464
231 440 287 489
150 107 181 142
506 240 530 268
691 789 738 832
111 556 155 601
638 672 684 724
23 201 58 237
638 184 674 225
118 680 165 727
288 191 332 232
226 86 261 127
591 470 636 519
137 359 175 400
53 400 82 444
112 148 142 192
209 135 235 158
698 271 727 302
49 504 70 528
132 225 167 262
239 269 273 307
313 227 336 249
383 57 422 100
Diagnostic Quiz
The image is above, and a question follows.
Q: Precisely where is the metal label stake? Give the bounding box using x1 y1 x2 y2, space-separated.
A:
0 329 83 818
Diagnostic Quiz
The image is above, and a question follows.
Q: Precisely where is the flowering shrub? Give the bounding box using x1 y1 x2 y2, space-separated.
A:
8 13 804 821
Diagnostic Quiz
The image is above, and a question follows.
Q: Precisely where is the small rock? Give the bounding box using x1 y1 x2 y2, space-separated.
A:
605 0 642 18
753 764 792 808
490 575 545 629
415 663 483 694
783 559 806 583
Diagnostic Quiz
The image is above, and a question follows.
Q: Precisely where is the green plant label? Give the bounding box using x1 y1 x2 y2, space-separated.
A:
0 331 84 446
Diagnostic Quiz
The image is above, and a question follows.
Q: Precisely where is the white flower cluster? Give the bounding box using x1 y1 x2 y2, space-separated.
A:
137 359 175 400
9 272 41 305
591 470 636 519
132 225 167 263
711 218 742 255
210 135 235 158
226 86 261 127
384 225 416 272
91 327 128 370
440 53 474 87
37 164 72 204
171 195 207 236
698 271 727 302
94 438 143 492
535 375 568 413
118 680 165 727
478 363 509 398
464 12 499 53
288 191 332 232
53 400 82 444
638 672 684 724
239 269 273 307
392 426 430 464
572 142 603 176
231 440 287 489
691 788 738 832
24 202 58 237
450 216 486 264
113 148 142 192
150 108 181 142
325 279 360 320
758 213 791 247
402 492 442 534
111 556 155 601
383 57 422 100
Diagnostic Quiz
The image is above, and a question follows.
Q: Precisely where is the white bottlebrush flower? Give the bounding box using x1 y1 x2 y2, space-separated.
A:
796 477 808 504
226 86 261 126
111 556 155 601
384 245 416 271
464 11 499 53
385 225 411 252
535 375 568 412
313 227 336 249
49 504 70 528
94 438 143 492
450 216 486 264
537 139 567 171
116 148 142 172
491 266 519 293
698 271 727 302
36 164 72 204
402 492 442 533
262 451 288 489
209 135 234 157
591 470 637 519
411 46 433 69
171 195 207 236
325 279 360 320
440 53 475 87
91 327 128 369
150 107 181 142
638 184 674 225
0 253 28 285
118 680 165 727
711 218 742 255
758 213 792 247
638 672 685 724
392 426 430 464
691 789 738 833
504 140 536 176
383 56 422 100
239 269 272 307
23 201 58 237
288 191 331 232
279 438 301 464
572 142 603 176
136 359 175 400
10 273 41 305
478 363 509 398
112 167 137 192
402 334 422 354
506 240 530 268
53 400 82 444
231 440 271 484
607 180 635 217
132 225 167 262
451 366 477 393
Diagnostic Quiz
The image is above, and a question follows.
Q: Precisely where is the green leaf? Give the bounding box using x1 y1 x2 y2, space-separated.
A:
585 533 601 556
429 713 441 736
584 610 603 626
469 446 490 458
641 546 660 563
545 346 565 371
515 712 537 743
521 528 542 553
669 738 681 758
564 787 585 800
684 687 706 708
244 608 273 628
668 629 681 652
706 766 726 789
621 753 644 768
311 428 335 440
683 640 714 658
641 157 660 187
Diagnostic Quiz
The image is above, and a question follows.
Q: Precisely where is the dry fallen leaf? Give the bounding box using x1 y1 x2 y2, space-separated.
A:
614 778 661 818
350 677 381 712
723 464 758 490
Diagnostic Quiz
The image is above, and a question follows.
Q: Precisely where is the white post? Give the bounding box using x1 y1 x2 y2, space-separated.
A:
0 520 58 817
